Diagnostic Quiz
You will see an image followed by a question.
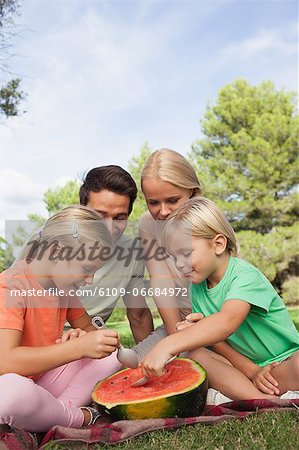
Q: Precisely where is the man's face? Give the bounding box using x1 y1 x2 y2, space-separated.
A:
86 190 130 241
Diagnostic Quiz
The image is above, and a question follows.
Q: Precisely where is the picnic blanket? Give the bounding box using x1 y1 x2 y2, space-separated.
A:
0 398 298 449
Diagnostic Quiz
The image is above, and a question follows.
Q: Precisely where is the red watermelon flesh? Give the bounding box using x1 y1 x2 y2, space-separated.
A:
92 357 208 420
96 359 201 403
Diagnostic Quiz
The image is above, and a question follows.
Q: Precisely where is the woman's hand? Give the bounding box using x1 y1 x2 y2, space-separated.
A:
55 328 86 344
176 312 204 331
251 362 280 395
78 329 119 359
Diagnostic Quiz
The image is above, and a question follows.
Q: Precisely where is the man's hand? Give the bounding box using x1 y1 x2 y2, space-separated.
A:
251 362 280 395
55 328 87 344
124 294 154 343
176 312 204 331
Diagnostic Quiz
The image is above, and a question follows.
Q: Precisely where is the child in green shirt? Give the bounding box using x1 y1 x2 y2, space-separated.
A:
141 197 299 400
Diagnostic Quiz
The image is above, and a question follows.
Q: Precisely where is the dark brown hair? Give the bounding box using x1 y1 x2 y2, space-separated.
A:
79 165 137 215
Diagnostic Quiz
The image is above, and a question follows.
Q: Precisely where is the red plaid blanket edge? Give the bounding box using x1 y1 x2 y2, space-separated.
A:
0 398 298 449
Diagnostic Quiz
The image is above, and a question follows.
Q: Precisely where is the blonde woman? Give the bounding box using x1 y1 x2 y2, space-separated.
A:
0 206 121 432
133 148 201 359
141 198 299 400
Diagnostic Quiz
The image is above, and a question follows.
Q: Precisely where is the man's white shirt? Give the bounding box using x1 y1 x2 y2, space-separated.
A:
80 234 145 320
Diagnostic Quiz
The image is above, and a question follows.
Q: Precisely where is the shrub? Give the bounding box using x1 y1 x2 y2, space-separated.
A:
237 223 299 294
281 276 299 306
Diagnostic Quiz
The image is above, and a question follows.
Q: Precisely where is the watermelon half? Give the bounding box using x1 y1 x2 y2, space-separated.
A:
92 357 208 420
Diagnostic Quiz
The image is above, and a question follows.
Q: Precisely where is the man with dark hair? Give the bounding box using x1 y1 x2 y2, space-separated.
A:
79 165 154 343
80 165 137 216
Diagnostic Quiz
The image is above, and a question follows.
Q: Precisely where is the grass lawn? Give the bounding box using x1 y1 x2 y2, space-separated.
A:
44 411 299 449
96 411 299 450
107 317 163 346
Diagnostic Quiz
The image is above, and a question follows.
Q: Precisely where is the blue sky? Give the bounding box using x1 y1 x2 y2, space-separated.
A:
0 0 297 228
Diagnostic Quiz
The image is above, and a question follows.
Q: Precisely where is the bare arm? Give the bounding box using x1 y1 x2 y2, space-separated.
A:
56 311 99 343
69 311 96 332
123 293 154 343
142 300 251 377
0 325 119 377
171 301 250 354
140 226 181 334
176 311 280 395
177 312 266 380
213 341 259 379
176 312 258 377
213 341 280 395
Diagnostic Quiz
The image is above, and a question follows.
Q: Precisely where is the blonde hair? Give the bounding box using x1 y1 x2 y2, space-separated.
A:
19 205 113 261
162 197 238 256
141 148 202 197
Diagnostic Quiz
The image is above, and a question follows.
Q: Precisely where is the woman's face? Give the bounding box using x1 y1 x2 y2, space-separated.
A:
142 178 192 220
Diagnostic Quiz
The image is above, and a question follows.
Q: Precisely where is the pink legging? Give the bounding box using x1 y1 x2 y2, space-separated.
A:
0 352 121 432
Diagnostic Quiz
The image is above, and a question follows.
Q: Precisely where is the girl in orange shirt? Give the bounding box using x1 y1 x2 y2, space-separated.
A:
0 205 121 432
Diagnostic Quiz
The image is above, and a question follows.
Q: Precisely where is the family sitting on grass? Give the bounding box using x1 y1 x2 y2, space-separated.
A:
0 149 298 433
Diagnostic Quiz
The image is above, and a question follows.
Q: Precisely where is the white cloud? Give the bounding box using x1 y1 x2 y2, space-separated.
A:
221 27 297 61
0 169 48 241
2 4 196 184
53 175 79 187
0 169 47 220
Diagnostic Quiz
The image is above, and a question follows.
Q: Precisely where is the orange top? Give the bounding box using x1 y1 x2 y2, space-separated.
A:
0 261 85 378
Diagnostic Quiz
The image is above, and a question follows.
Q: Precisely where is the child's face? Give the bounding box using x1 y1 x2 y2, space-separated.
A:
167 235 218 285
189 237 218 284
50 254 104 295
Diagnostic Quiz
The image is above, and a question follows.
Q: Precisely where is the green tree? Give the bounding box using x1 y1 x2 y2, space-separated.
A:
44 180 80 213
0 78 25 117
0 1 27 270
0 0 18 28
0 0 26 120
127 142 152 224
191 79 298 233
0 236 14 271
237 223 299 284
191 79 299 300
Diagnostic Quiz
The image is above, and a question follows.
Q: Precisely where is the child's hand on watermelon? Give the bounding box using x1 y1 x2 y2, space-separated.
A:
176 313 204 332
141 346 174 378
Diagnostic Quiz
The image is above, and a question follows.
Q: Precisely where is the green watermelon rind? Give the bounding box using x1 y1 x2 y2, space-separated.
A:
92 357 208 420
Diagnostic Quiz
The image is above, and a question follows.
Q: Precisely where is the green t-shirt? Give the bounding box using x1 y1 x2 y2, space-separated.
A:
191 257 299 366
